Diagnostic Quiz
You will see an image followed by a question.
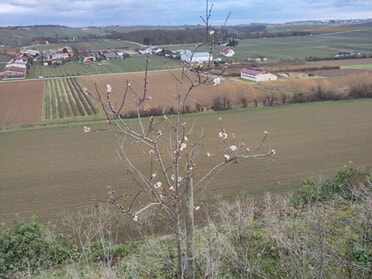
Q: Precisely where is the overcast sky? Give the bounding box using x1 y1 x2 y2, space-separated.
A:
0 0 371 27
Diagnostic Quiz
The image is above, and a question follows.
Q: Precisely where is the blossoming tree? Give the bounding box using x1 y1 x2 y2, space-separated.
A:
83 2 275 278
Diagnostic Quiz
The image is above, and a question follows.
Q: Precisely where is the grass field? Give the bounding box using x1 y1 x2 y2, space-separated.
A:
27 55 183 78
341 64 372 69
1 100 371 232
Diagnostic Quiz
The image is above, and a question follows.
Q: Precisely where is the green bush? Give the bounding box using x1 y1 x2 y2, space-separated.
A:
291 162 371 206
0 216 76 278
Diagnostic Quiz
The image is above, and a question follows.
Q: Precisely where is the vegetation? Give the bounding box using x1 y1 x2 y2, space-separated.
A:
1 164 370 278
0 216 75 279
43 77 101 120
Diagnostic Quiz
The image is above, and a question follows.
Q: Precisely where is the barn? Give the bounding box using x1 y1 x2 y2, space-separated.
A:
180 51 213 63
240 67 277 82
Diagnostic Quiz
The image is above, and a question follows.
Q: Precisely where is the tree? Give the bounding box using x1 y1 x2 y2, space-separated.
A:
83 2 275 278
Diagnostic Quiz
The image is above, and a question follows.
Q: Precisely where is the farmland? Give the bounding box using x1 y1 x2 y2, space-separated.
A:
0 80 43 125
28 55 183 79
43 77 99 120
0 100 371 230
0 23 372 234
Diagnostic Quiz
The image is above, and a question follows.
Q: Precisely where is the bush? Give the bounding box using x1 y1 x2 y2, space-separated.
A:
0 216 76 278
291 162 371 206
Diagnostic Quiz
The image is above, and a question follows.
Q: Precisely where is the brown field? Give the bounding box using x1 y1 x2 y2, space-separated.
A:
79 70 259 115
0 59 371 127
0 80 44 125
1 100 371 234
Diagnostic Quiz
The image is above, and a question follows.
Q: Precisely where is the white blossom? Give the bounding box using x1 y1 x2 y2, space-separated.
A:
133 215 138 222
154 182 162 189
230 145 238 151
106 84 112 93
171 174 183 182
224 154 230 161
84 126 91 133
219 131 228 139
180 142 187 151
213 76 221 86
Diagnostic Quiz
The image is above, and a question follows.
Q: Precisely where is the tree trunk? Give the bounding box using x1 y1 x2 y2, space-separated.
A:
185 174 195 279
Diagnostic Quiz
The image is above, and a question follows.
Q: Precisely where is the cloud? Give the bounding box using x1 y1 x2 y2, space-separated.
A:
0 0 371 26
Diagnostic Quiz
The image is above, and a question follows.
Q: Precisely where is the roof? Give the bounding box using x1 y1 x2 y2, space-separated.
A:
241 68 267 75
1 66 26 73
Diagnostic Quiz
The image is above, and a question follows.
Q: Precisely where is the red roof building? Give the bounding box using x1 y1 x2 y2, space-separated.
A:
240 67 277 82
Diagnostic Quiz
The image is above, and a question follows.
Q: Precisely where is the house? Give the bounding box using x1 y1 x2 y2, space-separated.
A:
58 46 74 56
240 67 277 82
83 56 96 63
138 47 153 54
248 55 267 62
220 47 235 57
163 49 178 58
43 51 69 66
21 49 40 57
180 51 213 63
102 52 120 60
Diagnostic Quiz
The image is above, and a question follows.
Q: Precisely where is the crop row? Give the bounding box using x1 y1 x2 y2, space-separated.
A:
43 77 99 120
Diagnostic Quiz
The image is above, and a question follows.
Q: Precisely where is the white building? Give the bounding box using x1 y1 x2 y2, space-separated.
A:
180 51 213 63
240 67 277 82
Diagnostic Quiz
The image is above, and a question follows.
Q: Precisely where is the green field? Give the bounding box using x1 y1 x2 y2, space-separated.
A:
341 64 372 69
28 55 183 78
1 100 371 230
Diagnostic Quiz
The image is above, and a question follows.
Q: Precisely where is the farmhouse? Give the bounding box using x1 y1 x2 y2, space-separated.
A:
180 51 213 63
220 47 235 57
240 67 277 82
43 50 70 66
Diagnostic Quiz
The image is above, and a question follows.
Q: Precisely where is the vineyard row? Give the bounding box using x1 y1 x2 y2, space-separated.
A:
43 77 99 120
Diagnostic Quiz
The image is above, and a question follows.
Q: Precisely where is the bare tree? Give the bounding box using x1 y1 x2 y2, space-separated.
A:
83 2 275 278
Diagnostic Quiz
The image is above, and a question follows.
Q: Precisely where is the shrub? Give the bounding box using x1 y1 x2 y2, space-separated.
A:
0 216 76 278
291 162 371 206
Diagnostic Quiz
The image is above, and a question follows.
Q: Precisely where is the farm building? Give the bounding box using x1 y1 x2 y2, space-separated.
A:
248 55 267 62
240 67 277 82
0 65 26 79
180 51 213 63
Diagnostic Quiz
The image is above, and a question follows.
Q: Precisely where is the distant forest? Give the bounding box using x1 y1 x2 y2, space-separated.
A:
1 24 311 46
30 25 310 46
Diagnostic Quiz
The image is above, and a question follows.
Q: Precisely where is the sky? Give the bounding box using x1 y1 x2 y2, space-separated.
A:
0 0 371 27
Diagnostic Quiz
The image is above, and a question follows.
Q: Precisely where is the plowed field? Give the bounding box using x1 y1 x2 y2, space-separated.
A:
79 70 258 115
0 80 43 125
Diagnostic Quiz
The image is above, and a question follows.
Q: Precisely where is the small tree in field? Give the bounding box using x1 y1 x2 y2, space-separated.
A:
83 2 275 278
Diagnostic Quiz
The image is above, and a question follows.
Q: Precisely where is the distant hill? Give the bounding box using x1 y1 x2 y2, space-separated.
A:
0 20 371 47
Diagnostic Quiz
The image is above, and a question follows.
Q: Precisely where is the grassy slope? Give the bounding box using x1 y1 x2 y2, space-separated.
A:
0 100 371 230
